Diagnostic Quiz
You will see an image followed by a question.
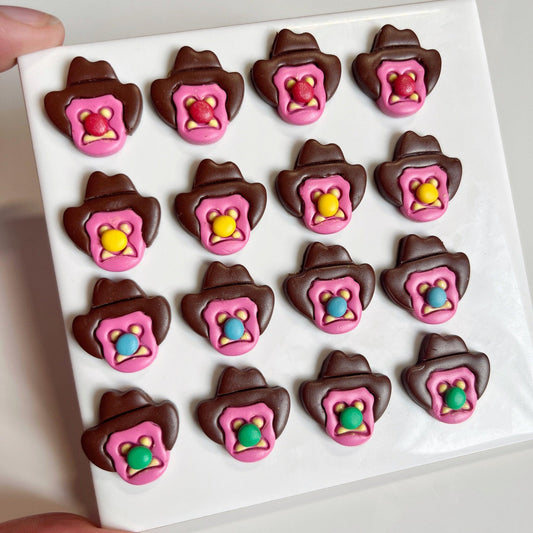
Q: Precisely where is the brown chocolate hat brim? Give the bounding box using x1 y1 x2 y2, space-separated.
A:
353 47 441 101
381 252 470 311
402 351 490 410
181 284 275 338
44 81 142 137
276 163 367 218
81 402 179 472
284 263 375 320
375 155 462 207
197 386 290 445
252 51 341 107
63 194 161 255
73 296 171 359
175 182 267 238
300 373 392 426
151 70 244 128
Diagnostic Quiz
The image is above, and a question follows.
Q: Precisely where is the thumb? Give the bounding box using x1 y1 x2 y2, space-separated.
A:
0 5 64 72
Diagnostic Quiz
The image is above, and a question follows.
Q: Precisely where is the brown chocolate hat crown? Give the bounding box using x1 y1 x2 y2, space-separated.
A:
374 132 462 207
181 262 275 339
252 29 341 106
72 278 171 359
402 334 490 409
151 46 244 128
276 140 367 217
197 366 290 445
284 242 375 320
81 389 179 472
63 171 161 257
352 24 441 100
300 351 392 426
44 56 142 137
381 235 470 311
175 159 267 239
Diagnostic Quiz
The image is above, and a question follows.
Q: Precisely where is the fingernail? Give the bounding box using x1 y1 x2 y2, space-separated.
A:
0 5 61 27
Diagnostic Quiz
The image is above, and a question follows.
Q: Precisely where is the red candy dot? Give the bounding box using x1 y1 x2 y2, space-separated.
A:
291 80 314 104
392 74 416 97
189 100 214 124
83 113 109 136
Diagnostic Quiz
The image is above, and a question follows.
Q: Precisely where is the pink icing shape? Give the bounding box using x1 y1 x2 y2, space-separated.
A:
322 388 375 446
105 421 170 485
218 403 276 462
273 64 326 125
426 367 477 424
84 209 145 272
94 311 157 373
299 175 352 234
307 277 363 334
202 297 260 355
405 266 459 324
65 95 127 156
194 194 250 255
398 165 449 222
172 84 229 144
376 60 427 117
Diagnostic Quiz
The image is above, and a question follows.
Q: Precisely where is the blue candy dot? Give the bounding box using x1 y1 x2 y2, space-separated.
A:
115 333 139 356
426 286 447 308
224 318 245 341
326 296 348 318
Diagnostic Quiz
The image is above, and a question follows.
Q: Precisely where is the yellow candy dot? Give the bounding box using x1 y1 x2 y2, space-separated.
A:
415 183 439 204
212 215 236 238
317 193 339 217
101 229 128 253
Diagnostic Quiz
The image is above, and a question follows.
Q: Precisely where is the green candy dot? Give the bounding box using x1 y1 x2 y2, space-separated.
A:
339 406 363 430
127 445 152 470
444 387 467 410
237 423 261 447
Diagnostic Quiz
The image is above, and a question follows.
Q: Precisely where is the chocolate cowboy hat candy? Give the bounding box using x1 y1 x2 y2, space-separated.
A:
175 159 267 255
252 28 341 125
300 350 391 446
151 46 244 144
284 242 375 334
381 234 470 324
181 262 274 356
402 334 490 423
44 56 142 156
63 171 160 272
197 366 290 462
82 389 179 485
352 24 441 117
73 278 171 373
375 131 462 222
276 139 366 234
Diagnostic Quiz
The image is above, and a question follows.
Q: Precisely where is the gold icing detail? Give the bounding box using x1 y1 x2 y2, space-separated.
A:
390 94 400 103
463 401 471 410
79 110 90 121
418 284 430 294
150 458 161 467
436 279 448 290
232 230 242 239
334 403 346 413
100 107 112 119
388 73 398 82
324 315 335 324
119 223 133 235
307 97 318 107
232 419 244 431
313 214 326 224
82 130 117 143
330 188 341 198
219 337 230 346
441 406 452 415
208 118 219 128
312 191 322 201
412 202 425 212
115 354 129 363
101 250 114 260
236 310 248 321
320 292 332 303
210 235 222 244
251 417 264 428
227 209 238 219
432 199 442 208
304 76 315 87
234 443 247 452
186 120 198 130
185 97 196 107
129 325 142 335
207 211 219 222
241 332 252 341
334 209 345 219
353 401 364 411
98 225 111 235
410 180 421 191
288 102 302 111
339 289 350 300
423 300 452 314
286 78 296 89
343 310 355 320
256 438 267 448
139 436 153 447
134 346 149 356
428 178 439 187
122 246 134 256
407 72 416 80
409 93 420 101
217 313 228 325
205 96 216 108
455 380 466 390
438 383 448 394
110 330 121 342
120 443 132 455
